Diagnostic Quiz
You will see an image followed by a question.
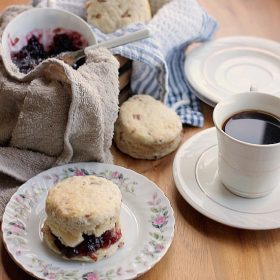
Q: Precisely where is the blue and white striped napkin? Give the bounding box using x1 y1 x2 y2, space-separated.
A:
34 0 217 127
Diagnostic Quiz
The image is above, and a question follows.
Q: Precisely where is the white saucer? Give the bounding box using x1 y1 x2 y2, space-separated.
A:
185 36 280 106
173 127 280 230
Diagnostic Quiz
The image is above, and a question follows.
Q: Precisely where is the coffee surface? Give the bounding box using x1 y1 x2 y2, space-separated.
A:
222 110 280 145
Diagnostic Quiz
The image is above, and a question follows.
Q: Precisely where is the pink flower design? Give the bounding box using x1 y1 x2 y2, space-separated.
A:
48 273 56 280
152 216 166 228
15 196 23 203
9 225 21 234
112 171 120 178
7 222 25 235
155 243 164 252
86 272 99 280
75 170 85 176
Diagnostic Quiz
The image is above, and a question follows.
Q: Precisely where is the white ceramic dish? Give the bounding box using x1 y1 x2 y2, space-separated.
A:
2 163 175 280
185 36 280 106
1 8 96 78
173 127 280 230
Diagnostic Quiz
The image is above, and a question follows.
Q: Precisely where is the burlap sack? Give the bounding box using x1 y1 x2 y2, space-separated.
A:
0 5 120 219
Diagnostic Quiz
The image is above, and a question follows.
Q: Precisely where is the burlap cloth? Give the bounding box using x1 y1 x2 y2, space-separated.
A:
0 5 120 220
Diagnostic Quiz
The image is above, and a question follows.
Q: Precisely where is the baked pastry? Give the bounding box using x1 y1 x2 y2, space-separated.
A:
42 175 123 262
86 0 152 34
114 95 182 160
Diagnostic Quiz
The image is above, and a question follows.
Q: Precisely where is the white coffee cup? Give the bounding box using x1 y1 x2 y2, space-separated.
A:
213 92 280 198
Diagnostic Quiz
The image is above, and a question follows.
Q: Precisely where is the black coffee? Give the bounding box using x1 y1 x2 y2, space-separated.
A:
222 110 280 145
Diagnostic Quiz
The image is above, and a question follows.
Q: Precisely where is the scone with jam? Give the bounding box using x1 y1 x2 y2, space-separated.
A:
42 175 123 262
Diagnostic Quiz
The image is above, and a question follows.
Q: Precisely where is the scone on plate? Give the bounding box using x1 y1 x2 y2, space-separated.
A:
86 0 152 34
114 95 182 160
42 175 123 262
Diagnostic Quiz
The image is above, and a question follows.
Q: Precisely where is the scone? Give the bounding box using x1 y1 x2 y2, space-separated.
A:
86 0 152 34
114 95 182 160
42 175 123 262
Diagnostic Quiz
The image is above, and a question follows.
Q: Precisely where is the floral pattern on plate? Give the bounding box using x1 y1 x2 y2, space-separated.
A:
2 163 175 280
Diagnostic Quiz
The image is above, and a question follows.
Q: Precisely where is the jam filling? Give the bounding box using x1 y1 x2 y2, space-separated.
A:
53 227 122 259
11 31 86 73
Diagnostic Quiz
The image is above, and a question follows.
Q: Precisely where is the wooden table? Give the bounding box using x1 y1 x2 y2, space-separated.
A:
1 0 280 279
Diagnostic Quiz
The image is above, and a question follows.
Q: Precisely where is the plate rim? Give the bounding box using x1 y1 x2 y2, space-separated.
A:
185 36 280 107
2 162 175 280
173 127 280 230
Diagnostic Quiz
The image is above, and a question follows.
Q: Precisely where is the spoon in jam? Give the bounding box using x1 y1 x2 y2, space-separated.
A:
58 29 150 68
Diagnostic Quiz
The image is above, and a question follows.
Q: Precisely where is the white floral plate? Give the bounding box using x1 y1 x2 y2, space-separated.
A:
2 163 175 280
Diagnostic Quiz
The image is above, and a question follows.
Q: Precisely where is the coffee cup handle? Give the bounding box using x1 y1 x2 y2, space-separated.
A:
249 85 280 96
250 85 258 92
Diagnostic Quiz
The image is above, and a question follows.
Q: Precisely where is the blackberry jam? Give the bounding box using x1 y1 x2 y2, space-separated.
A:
11 36 46 74
11 29 87 73
53 227 122 259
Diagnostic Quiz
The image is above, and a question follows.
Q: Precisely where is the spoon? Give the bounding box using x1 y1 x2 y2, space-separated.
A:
58 29 150 67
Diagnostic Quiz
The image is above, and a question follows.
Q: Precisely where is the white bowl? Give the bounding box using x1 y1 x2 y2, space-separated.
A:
1 8 96 78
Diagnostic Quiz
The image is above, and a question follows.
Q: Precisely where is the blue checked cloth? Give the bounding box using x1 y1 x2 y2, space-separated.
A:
34 0 217 127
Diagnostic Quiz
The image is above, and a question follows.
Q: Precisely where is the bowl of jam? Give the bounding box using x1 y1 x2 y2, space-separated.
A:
1 8 96 76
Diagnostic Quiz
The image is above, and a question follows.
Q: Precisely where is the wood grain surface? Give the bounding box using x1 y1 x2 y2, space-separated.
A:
1 0 280 279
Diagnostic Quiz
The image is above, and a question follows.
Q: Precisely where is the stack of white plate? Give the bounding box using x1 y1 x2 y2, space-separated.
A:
185 36 280 106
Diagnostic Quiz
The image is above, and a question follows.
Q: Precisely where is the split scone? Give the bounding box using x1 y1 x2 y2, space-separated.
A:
114 95 182 160
42 175 123 262
86 0 152 34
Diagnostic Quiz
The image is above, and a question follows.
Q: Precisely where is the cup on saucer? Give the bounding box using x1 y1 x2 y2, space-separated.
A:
213 91 280 198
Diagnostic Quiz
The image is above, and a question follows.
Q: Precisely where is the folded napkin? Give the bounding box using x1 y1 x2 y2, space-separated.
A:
35 0 218 127
0 5 119 220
